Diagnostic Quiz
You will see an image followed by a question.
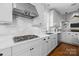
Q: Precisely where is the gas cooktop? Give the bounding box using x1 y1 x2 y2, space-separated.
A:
13 35 38 43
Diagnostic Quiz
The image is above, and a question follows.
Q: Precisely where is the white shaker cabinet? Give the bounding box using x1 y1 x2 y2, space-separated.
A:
0 48 11 56
61 32 79 45
48 34 58 52
12 43 31 56
47 34 58 54
47 37 52 53
0 35 58 56
61 32 72 43
0 3 12 23
41 37 49 56
12 39 41 56
30 39 41 56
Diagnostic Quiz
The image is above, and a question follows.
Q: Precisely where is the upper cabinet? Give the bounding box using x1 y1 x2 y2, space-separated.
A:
13 3 39 19
0 3 12 23
46 9 62 33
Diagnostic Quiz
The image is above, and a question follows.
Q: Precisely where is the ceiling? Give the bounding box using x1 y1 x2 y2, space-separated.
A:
43 3 79 15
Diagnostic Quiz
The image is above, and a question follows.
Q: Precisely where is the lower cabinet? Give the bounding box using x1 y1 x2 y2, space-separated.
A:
0 48 11 56
61 32 73 43
50 34 58 50
41 37 49 56
0 34 58 56
41 34 58 56
61 32 79 45
30 40 41 56
47 34 58 54
12 39 41 56
12 43 31 56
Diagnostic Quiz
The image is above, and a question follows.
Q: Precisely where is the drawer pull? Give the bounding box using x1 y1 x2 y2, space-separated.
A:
0 53 3 56
30 48 34 50
43 39 46 40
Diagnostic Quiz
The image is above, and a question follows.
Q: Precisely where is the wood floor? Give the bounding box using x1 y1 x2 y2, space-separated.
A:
48 42 79 56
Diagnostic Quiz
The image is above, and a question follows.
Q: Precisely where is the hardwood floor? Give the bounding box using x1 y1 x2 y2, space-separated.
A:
48 42 79 56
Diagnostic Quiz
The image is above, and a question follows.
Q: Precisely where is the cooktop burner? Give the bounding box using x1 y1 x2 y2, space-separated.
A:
13 35 38 43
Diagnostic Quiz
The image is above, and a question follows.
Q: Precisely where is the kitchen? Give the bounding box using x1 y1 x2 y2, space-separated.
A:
0 3 79 56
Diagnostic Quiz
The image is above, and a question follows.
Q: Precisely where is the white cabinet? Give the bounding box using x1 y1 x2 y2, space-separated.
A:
12 39 41 56
0 34 58 56
51 35 58 50
12 43 31 56
41 34 58 56
61 32 72 43
0 48 11 56
0 3 12 23
0 34 57 56
46 10 54 32
61 32 79 45
46 10 62 33
30 40 41 56
41 37 48 56
47 34 58 53
47 37 52 53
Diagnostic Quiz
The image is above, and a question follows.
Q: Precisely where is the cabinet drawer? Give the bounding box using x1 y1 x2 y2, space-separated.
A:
0 48 11 56
12 48 30 56
12 43 30 53
12 43 31 56
12 39 41 56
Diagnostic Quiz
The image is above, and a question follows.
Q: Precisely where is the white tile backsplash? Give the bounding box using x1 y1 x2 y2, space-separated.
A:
0 16 45 36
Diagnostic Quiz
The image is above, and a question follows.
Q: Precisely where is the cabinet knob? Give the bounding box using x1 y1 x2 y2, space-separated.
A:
0 53 3 56
43 39 46 40
30 48 34 50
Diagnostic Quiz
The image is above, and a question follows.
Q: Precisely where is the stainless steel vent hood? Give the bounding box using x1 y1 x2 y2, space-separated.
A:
13 3 39 19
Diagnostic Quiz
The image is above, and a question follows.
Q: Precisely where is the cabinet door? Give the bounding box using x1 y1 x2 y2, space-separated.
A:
71 33 79 45
49 34 58 52
51 37 58 50
61 32 72 43
12 43 31 56
0 3 12 22
47 36 52 53
41 37 48 56
30 40 41 56
0 48 11 56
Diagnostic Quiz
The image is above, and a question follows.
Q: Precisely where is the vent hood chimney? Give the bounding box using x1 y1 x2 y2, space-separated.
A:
13 3 39 19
